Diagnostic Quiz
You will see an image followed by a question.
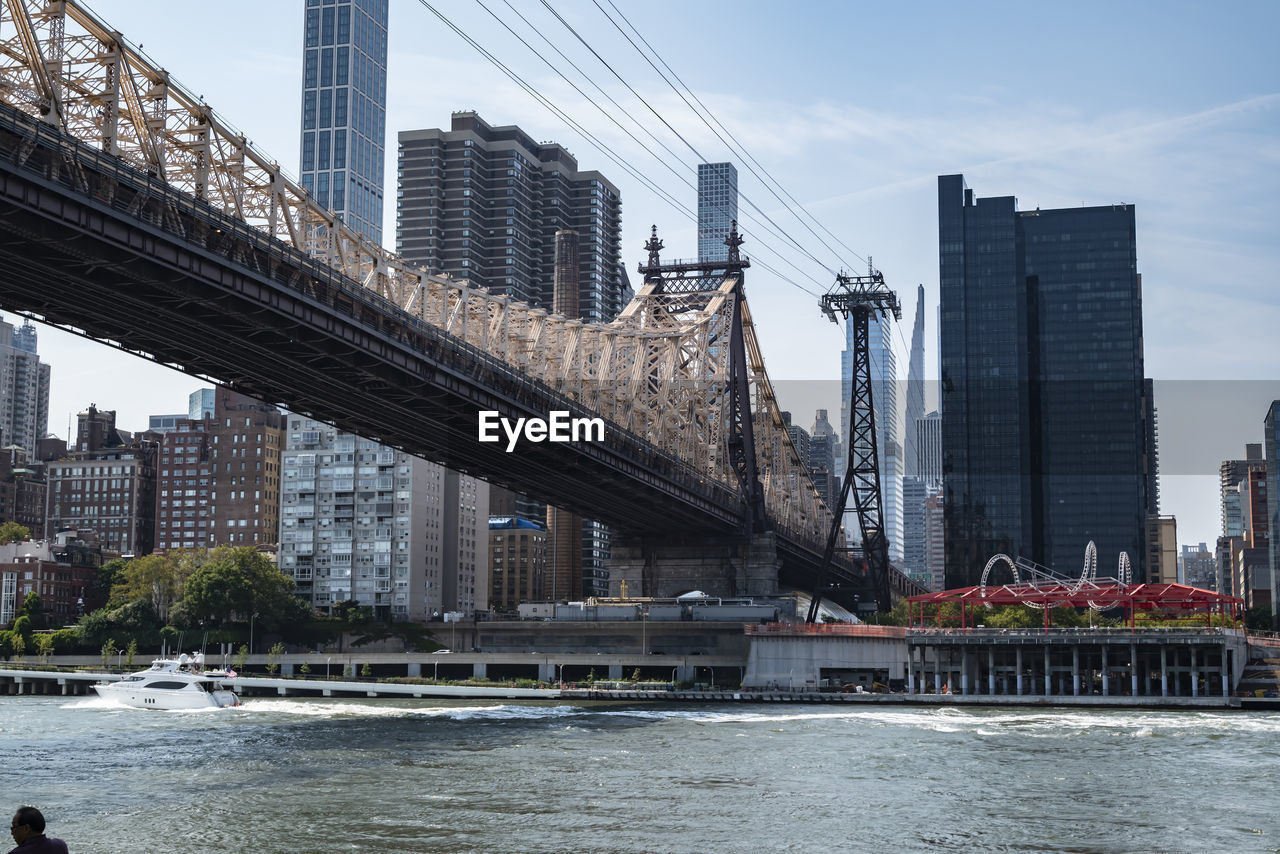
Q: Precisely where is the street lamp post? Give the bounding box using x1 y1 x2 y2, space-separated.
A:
326 656 332 680
641 606 648 656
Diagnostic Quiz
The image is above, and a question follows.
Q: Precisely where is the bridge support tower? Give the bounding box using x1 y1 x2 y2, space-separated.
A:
607 532 782 599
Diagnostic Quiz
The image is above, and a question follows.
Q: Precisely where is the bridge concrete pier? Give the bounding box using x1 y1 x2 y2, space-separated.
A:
607 533 781 599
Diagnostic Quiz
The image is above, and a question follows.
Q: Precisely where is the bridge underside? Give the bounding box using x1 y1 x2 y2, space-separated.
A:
0 105 903 606
0 107 738 536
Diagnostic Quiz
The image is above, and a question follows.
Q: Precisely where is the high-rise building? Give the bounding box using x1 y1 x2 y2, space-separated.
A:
1221 445 1265 538
914 411 942 489
1267 403 1280 624
938 174 1153 587
1179 543 1216 590
842 312 903 562
903 284 927 479
923 490 945 591
299 0 388 244
1145 515 1178 585
0 316 50 460
397 112 627 321
901 476 928 584
809 409 840 510
45 406 157 555
488 516 547 612
783 412 811 473
698 162 738 262
154 418 212 553
208 389 285 548
154 389 284 553
278 417 487 620
442 469 488 615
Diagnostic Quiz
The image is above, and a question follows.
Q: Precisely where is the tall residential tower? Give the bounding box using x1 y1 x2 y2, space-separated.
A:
0 316 50 460
397 112 627 322
698 162 738 262
299 0 388 244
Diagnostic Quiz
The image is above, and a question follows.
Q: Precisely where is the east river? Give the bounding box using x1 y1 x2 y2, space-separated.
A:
3 696 1278 853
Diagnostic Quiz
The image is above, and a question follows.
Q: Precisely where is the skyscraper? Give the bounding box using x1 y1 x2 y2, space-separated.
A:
299 0 388 244
842 311 903 562
809 409 841 510
903 284 927 480
0 316 50 460
698 162 738 262
915 411 942 488
1266 403 1280 623
397 112 627 321
938 174 1153 588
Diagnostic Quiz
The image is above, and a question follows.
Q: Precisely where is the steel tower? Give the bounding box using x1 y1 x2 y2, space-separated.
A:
807 269 902 618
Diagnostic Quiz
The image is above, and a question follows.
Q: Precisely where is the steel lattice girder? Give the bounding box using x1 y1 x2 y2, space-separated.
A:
0 0 840 555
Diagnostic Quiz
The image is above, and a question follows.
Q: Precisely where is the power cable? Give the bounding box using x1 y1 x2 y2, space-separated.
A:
597 0 869 272
538 0 837 277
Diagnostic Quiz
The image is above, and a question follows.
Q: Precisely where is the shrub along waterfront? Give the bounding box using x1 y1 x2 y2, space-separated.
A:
0 545 440 659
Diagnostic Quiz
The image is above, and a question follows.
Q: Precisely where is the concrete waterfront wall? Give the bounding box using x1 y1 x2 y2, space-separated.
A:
742 626 908 689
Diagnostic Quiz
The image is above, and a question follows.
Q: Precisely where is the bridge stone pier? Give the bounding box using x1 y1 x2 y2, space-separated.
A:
607 532 782 598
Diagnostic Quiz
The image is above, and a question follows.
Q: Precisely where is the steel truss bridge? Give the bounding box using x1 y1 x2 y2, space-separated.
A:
0 0 923 606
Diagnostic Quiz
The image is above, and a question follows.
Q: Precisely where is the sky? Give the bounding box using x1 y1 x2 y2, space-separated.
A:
12 0 1279 552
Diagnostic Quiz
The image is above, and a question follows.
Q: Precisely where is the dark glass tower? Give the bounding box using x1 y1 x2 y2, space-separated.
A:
938 174 1153 588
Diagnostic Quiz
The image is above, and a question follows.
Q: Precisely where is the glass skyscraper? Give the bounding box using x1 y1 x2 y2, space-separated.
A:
698 162 738 262
938 174 1153 588
299 0 388 245
841 312 903 562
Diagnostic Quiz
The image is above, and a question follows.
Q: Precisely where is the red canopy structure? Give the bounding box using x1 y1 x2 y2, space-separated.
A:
908 582 1244 631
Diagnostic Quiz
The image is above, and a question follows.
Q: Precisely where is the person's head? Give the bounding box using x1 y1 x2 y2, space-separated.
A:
11 806 45 844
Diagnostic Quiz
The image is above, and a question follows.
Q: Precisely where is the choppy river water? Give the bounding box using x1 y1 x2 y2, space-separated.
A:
2 696 1278 853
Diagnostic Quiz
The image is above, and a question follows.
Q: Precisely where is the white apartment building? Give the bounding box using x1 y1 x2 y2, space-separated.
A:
278 417 488 621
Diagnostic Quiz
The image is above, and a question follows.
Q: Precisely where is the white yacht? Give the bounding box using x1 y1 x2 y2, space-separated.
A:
94 653 240 710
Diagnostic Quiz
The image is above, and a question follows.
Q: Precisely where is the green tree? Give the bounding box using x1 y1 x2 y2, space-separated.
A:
233 644 249 673
100 638 118 670
360 662 372 678
1246 605 1275 631
267 641 284 675
177 546 308 631
11 614 31 638
11 632 25 661
0 521 30 544
983 605 1041 629
77 600 161 647
33 632 54 663
298 661 311 675
18 592 44 629
93 558 128 606
110 552 187 623
125 638 138 668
